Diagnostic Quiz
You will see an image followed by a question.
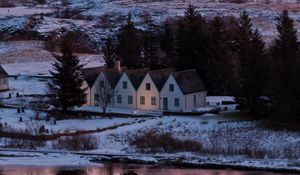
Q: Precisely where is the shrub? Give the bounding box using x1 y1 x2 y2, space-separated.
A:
0 0 15 7
3 138 45 149
130 129 203 153
52 134 98 151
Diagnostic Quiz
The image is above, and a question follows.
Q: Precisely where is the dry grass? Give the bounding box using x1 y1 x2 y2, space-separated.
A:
52 134 98 151
130 129 203 153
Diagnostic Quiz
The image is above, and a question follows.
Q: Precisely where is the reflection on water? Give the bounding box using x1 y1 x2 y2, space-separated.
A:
0 164 298 175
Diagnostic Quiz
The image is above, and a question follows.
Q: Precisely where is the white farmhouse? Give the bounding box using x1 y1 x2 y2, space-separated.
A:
160 70 206 111
114 68 149 109
82 67 105 106
83 66 207 112
137 69 173 110
0 65 9 91
92 70 122 107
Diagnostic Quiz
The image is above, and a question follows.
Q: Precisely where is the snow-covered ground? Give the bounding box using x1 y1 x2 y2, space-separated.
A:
0 151 100 167
0 41 105 76
0 101 299 171
0 108 141 133
1 1 300 49
0 6 54 17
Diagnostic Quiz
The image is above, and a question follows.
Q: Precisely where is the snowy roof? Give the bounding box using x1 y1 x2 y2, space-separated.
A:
82 67 104 87
0 65 8 78
172 69 206 94
125 68 150 90
103 70 123 88
149 69 174 91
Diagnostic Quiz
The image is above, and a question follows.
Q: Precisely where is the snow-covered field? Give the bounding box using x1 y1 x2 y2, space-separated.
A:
0 6 54 17
0 106 299 170
1 0 300 49
0 151 100 167
0 108 142 133
0 41 105 76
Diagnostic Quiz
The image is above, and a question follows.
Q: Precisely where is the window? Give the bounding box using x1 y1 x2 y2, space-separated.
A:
128 95 133 104
151 97 156 105
174 98 180 107
146 83 151 90
169 84 174 92
100 80 104 88
94 94 99 101
140 96 145 105
123 81 127 89
193 95 197 107
117 95 122 104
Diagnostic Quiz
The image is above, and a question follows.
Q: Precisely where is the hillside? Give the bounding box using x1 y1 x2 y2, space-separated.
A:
0 0 299 54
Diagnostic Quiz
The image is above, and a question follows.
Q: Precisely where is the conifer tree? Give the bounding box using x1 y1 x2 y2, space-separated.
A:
116 13 142 69
239 30 270 116
102 37 116 69
271 10 300 120
160 22 176 68
235 11 253 65
48 39 87 113
142 20 160 69
207 16 234 95
175 5 206 71
234 11 270 116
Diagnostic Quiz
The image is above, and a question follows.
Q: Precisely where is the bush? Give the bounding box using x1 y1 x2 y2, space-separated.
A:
130 129 203 153
0 0 15 7
2 138 45 149
52 134 98 151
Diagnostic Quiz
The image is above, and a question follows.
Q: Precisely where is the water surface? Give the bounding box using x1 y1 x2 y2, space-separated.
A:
0 164 297 175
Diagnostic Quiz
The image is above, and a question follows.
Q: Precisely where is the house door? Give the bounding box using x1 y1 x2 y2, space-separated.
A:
163 97 168 110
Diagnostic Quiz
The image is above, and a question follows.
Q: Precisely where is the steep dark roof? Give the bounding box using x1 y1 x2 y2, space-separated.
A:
0 65 8 78
103 70 122 88
149 69 174 91
125 68 149 90
172 69 206 94
82 67 104 87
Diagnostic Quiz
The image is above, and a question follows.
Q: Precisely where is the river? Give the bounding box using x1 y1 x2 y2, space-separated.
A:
0 164 298 175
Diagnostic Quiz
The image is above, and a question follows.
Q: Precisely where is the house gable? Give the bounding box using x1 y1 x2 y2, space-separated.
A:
160 75 185 111
137 73 160 110
0 66 8 78
0 65 9 91
114 73 137 109
90 72 113 106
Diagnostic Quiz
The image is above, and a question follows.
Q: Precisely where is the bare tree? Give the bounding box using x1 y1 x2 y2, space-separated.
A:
95 81 115 116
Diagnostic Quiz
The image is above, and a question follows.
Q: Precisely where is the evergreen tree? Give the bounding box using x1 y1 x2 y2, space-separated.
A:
116 13 142 69
235 11 253 66
271 10 300 120
175 5 209 82
48 39 87 113
102 37 116 69
142 20 160 69
160 22 176 68
234 11 270 116
207 16 234 95
238 30 270 116
175 5 203 70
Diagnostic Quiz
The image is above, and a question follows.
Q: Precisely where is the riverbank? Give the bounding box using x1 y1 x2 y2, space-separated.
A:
0 149 299 173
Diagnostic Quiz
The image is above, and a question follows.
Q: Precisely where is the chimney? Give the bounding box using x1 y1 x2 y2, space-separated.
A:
114 60 121 72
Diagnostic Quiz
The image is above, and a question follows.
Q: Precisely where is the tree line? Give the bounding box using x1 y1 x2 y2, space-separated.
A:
48 6 300 124
102 6 300 122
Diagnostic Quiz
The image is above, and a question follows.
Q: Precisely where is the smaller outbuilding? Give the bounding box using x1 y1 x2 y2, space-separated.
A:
0 65 9 91
160 69 206 111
